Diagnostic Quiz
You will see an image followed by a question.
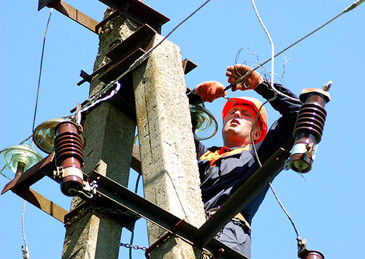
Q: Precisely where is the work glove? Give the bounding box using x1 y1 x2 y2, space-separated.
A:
194 81 226 103
226 64 263 91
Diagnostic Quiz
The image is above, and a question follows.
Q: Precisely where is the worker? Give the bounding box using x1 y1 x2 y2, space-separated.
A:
192 64 301 258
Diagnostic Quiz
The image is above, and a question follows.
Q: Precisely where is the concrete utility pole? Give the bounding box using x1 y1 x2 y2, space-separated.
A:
62 8 138 259
62 5 205 259
133 33 206 258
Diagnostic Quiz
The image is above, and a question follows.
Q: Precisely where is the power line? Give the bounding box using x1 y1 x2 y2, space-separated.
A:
78 0 213 119
249 0 302 244
22 8 54 259
224 0 365 92
31 8 53 133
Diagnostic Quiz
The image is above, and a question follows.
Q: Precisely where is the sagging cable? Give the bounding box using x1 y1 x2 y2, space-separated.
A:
251 0 275 92
32 8 53 134
20 9 54 259
249 0 302 244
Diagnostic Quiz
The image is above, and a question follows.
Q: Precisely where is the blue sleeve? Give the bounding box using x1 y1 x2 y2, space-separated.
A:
255 82 301 165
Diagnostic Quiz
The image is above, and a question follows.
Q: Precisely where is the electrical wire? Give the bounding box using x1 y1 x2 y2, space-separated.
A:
248 0 360 245
75 8 216 255
31 8 53 133
122 5 215 255
21 201 29 259
224 0 365 94
0 165 12 180
22 8 54 259
250 102 302 247
135 0 212 63
78 0 213 117
19 135 33 145
251 0 275 91
249 0 302 243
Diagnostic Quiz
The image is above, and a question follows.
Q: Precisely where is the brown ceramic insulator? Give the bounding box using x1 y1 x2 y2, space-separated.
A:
54 136 84 167
294 103 327 143
54 121 84 196
290 89 330 173
54 122 84 167
299 91 328 106
60 157 82 170
301 250 325 259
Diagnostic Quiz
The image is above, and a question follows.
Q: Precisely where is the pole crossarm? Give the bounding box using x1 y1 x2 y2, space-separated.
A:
2 152 55 195
98 0 169 31
38 0 101 34
5 3 293 257
86 170 247 259
38 0 170 35
1 151 140 230
82 147 289 258
1 142 288 258
1 152 69 223
15 187 68 223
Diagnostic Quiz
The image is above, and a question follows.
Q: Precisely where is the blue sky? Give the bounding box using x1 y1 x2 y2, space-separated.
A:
1 1 365 258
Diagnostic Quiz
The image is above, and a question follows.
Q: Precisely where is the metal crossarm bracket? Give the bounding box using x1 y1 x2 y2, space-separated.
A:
83 148 289 258
38 0 170 34
86 170 248 259
14 187 68 223
1 151 140 229
38 0 101 34
98 0 169 32
1 152 69 223
1 128 288 258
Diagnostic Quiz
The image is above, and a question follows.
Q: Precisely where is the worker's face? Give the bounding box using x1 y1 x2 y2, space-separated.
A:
222 105 262 145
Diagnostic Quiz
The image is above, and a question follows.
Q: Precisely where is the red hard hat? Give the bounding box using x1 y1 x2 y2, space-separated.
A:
222 97 268 144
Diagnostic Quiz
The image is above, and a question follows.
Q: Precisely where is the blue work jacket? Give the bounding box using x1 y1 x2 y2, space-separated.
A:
195 82 301 225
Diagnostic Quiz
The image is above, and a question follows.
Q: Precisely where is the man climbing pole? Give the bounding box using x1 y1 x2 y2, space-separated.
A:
192 64 301 257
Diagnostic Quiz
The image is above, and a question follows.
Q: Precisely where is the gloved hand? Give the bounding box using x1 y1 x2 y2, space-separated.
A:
194 81 226 103
226 64 263 91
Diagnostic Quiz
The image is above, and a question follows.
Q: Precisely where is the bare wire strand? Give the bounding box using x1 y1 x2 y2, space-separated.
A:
251 0 275 89
281 56 290 83
234 47 249 64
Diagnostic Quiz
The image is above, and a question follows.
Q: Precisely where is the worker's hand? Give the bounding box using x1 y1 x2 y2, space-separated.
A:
226 64 263 91
194 81 226 103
